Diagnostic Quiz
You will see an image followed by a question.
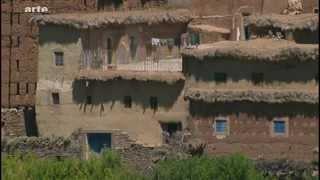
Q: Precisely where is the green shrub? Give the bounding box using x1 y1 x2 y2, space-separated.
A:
151 154 265 180
2 150 145 180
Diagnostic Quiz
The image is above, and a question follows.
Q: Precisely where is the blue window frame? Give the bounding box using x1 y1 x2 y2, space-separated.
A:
215 119 227 134
273 121 286 134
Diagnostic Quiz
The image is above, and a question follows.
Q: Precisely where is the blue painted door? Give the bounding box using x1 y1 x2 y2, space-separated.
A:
87 133 112 153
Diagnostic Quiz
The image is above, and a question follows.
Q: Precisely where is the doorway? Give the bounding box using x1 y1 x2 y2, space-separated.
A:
87 133 112 153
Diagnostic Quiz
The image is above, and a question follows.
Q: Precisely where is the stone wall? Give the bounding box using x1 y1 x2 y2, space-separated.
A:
1 108 26 137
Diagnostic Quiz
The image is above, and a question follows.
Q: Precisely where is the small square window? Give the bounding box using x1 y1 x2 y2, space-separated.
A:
314 8 319 14
123 96 132 108
150 96 158 111
215 119 228 134
214 72 227 83
273 120 286 134
52 93 60 104
54 52 64 66
251 72 264 84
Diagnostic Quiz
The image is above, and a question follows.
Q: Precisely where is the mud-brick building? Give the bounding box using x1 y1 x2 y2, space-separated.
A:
33 9 191 148
182 39 319 161
244 13 319 44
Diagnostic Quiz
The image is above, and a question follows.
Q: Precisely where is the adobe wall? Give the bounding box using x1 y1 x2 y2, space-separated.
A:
187 101 319 161
36 25 188 146
183 58 319 84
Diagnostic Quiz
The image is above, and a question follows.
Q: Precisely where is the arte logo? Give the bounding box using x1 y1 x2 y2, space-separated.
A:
25 6 49 13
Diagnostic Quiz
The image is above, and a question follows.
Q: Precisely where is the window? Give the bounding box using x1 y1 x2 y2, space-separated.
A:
54 52 64 66
52 93 60 104
107 38 112 64
214 72 227 83
314 8 319 14
271 118 288 137
86 96 92 105
123 96 132 108
214 119 228 134
273 121 285 134
26 83 29 94
10 12 13 25
150 96 158 111
190 33 200 45
16 83 20 95
251 72 264 84
16 60 20 71
16 36 20 47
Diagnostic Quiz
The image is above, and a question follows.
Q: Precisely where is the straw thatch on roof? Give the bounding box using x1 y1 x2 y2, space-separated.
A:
184 88 319 104
244 13 319 31
188 25 231 34
182 39 319 62
76 70 185 84
31 9 193 29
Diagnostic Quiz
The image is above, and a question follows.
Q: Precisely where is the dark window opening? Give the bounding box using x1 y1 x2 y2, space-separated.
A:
26 83 29 94
16 83 20 95
54 52 64 66
84 0 87 6
16 36 20 47
34 83 37 94
86 96 92 104
52 93 60 104
129 36 137 59
314 8 319 14
10 12 13 25
87 133 112 153
161 122 182 137
214 72 227 83
107 38 112 64
242 12 251 17
123 96 132 108
16 60 20 71
97 0 123 10
150 96 158 111
16 13 21 24
251 72 264 84
244 26 250 40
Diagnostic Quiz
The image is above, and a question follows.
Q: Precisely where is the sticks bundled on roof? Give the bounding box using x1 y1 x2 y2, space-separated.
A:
76 70 185 84
31 9 193 29
244 13 319 31
182 39 319 62
184 88 319 104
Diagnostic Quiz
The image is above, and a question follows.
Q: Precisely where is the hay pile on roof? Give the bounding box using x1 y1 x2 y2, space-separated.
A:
76 70 185 84
244 13 318 31
182 39 319 62
31 9 192 29
184 88 319 104
188 24 231 34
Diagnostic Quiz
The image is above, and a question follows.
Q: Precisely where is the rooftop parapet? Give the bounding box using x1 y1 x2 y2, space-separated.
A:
244 13 318 31
30 9 193 29
181 39 319 62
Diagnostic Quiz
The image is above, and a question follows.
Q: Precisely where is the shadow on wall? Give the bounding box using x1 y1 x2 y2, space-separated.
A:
183 58 318 83
39 25 80 46
189 101 319 119
72 79 185 112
